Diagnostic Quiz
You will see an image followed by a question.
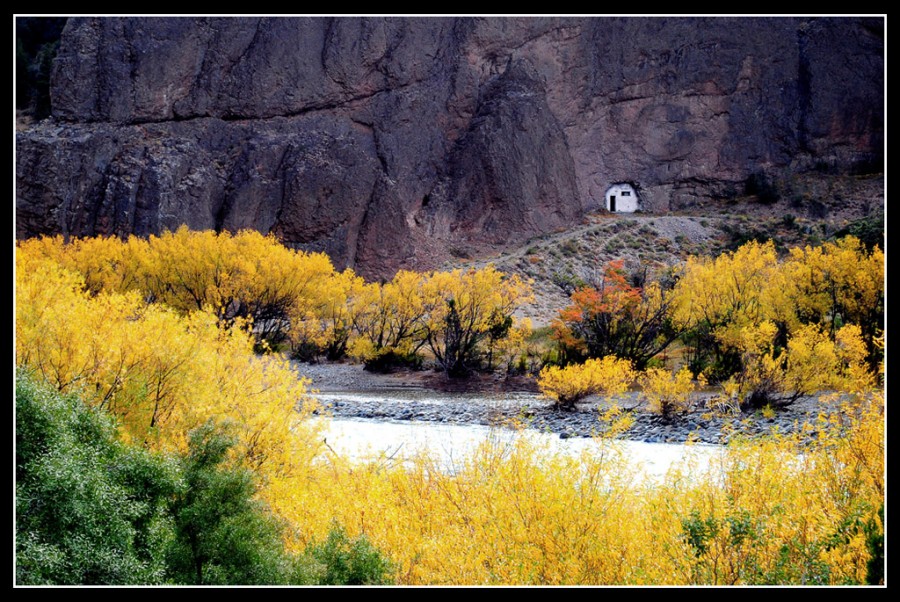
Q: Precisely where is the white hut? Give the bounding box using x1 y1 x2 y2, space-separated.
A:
604 183 639 213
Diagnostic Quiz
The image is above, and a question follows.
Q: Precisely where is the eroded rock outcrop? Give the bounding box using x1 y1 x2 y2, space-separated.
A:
16 16 883 277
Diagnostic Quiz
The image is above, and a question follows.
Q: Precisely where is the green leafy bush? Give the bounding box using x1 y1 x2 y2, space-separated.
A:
165 421 297 585
16 371 181 585
304 523 394 585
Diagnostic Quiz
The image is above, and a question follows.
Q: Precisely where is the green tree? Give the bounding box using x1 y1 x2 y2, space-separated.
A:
304 523 395 585
15 372 397 585
165 421 295 585
16 371 180 585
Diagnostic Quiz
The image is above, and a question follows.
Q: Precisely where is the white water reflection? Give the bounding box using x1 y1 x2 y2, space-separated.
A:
315 389 544 407
319 417 723 484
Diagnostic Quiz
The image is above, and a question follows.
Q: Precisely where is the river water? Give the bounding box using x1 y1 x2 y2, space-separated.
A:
312 388 725 483
317 412 724 484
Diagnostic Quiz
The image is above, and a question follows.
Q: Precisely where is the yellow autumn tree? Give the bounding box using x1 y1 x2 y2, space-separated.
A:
491 317 534 374
783 236 883 368
721 322 872 410
417 266 532 376
672 237 883 381
22 228 341 349
16 234 148 295
671 240 782 378
15 249 320 513
287 268 369 360
228 230 337 347
352 270 428 360
641 366 707 418
537 356 635 410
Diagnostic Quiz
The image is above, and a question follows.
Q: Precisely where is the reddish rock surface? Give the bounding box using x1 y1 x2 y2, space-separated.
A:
16 17 884 278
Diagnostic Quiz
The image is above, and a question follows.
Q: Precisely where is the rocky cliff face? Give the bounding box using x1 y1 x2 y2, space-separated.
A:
16 17 884 277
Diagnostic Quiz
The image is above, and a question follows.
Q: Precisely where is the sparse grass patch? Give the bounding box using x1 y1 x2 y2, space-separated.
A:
560 239 581 257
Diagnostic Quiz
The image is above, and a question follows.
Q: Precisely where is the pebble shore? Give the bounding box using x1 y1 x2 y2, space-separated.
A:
296 362 838 446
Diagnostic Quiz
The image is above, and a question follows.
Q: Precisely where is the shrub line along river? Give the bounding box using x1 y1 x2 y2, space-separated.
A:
296 362 834 481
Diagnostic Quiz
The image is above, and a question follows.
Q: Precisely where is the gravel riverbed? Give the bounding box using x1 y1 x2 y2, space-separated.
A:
294 362 840 446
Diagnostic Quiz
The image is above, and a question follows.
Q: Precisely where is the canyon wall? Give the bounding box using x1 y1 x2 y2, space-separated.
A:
16 17 884 276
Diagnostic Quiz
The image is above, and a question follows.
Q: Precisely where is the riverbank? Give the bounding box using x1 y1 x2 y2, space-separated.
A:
294 362 839 446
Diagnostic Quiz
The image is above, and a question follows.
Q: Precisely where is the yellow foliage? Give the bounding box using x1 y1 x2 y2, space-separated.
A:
492 316 533 373
672 237 883 377
725 322 875 409
353 270 428 356
266 390 883 585
18 231 535 367
671 240 780 347
538 356 635 409
418 266 532 374
19 228 340 349
15 250 319 508
598 404 636 437
289 268 369 359
15 234 883 585
641 366 706 416
785 237 883 334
